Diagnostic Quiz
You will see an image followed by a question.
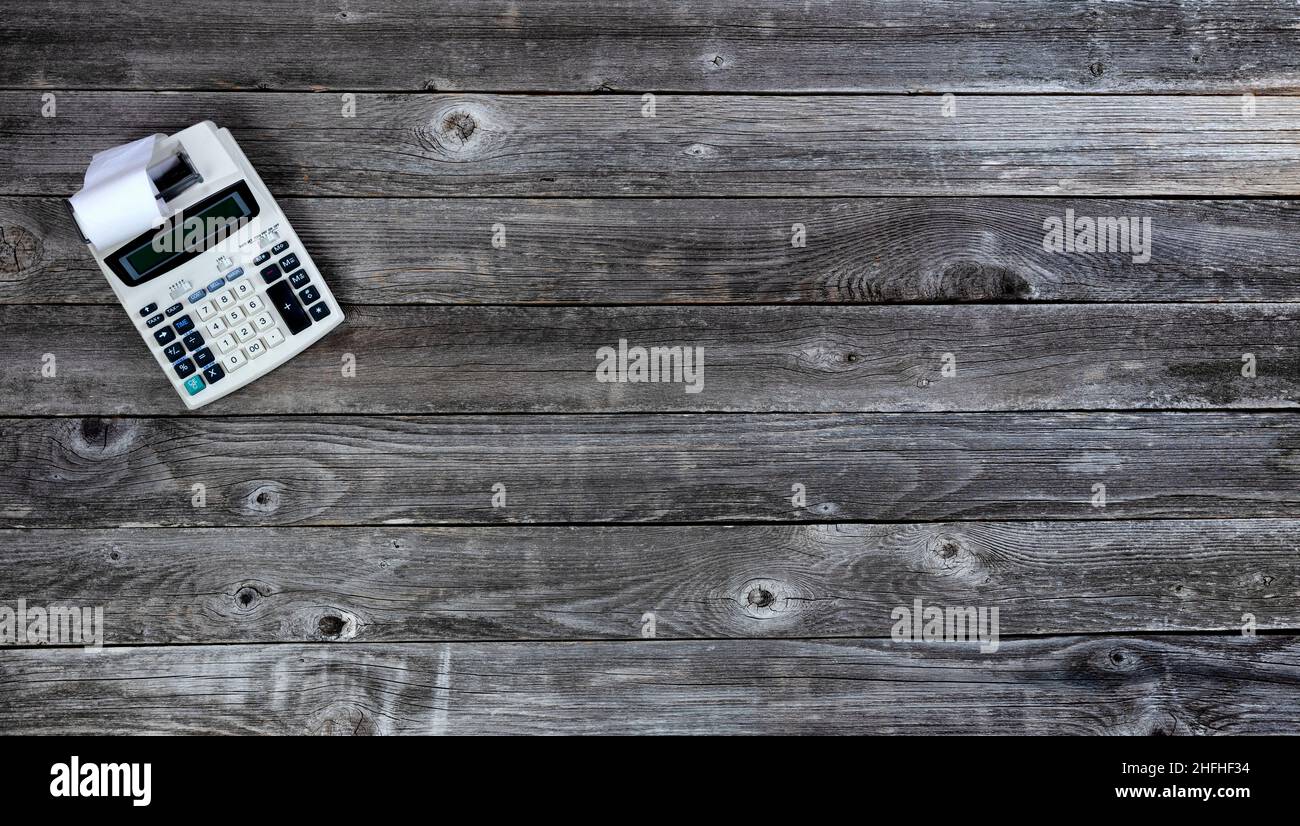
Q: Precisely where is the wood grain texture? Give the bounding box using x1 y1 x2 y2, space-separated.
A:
5 0 1300 738
2 520 1295 644
3 304 1295 415
7 196 1300 306
2 635 1297 734
5 1 1299 93
2 413 1297 527
6 93 1300 197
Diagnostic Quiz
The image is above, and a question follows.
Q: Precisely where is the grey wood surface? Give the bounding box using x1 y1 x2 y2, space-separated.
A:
2 520 1295 644
6 1 1300 93
3 304 1295 415
6 93 1300 197
2 635 1297 735
4 413 1297 527
6 197 1300 306
2 1 1298 736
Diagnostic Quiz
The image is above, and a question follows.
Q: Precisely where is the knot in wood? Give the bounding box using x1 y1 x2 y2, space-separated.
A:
243 481 284 515
442 111 478 143
0 224 41 275
939 261 1033 301
229 581 273 614
418 103 492 156
737 578 795 620
1106 647 1139 672
924 532 980 575
315 609 359 640
67 417 135 458
305 702 386 736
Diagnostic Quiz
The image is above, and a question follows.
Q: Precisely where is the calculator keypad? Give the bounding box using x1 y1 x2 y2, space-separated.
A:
137 241 335 403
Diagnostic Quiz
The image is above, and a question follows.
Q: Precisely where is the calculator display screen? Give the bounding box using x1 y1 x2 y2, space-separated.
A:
107 180 261 286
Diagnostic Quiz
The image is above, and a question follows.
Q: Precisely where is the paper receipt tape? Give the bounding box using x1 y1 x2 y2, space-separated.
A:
67 134 204 250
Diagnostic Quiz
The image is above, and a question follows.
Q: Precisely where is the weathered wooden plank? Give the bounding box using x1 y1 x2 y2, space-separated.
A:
2 413 1296 527
4 1 1299 93
2 520 1295 644
1 635 1296 734
5 93 1299 197
3 304 1295 415
7 196 1300 306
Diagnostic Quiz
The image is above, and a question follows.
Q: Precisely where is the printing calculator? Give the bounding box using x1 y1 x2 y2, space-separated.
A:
68 121 344 409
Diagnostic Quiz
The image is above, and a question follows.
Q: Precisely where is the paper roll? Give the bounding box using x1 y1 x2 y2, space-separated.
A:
69 135 165 251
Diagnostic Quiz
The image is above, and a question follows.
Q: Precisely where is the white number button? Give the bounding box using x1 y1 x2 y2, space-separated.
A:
235 322 257 342
223 350 246 371
264 328 285 348
194 300 218 321
214 290 237 309
234 280 255 298
245 340 267 360
253 312 275 331
216 333 238 353
243 295 265 314
204 318 227 337
223 307 245 325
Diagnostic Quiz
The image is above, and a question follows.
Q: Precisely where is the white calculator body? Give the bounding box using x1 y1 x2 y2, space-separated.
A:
71 121 343 409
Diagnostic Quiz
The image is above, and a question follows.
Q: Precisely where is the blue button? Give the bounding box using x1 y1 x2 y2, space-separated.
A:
206 277 225 292
183 375 206 396
187 289 207 303
225 267 245 282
